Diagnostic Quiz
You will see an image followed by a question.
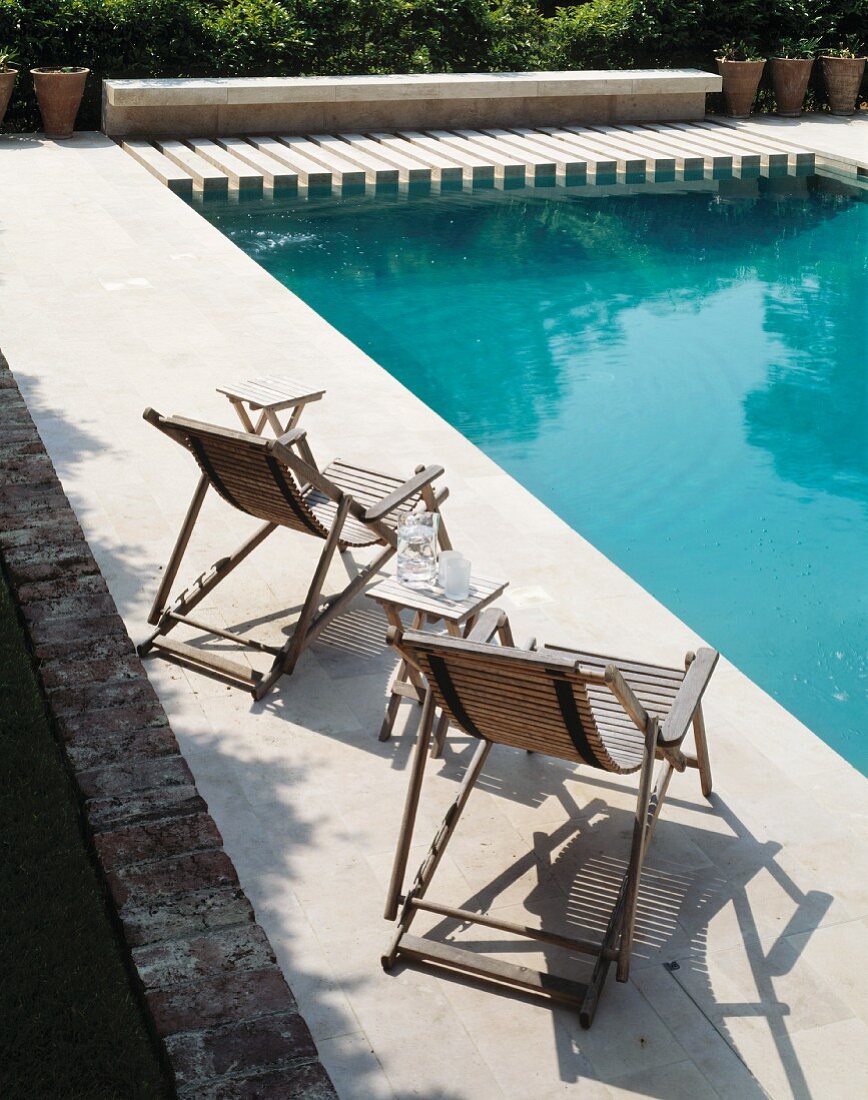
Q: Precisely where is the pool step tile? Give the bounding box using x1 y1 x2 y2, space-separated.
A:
122 139 194 196
186 137 265 192
247 136 332 189
119 120 818 197
310 133 399 186
215 137 300 190
342 132 433 183
155 139 229 193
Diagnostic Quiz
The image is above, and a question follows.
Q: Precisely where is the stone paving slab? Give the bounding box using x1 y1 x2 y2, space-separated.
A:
722 112 868 172
0 129 866 1099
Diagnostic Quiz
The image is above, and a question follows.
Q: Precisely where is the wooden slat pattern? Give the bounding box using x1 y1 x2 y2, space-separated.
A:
216 374 324 410
368 573 508 622
395 631 709 776
123 122 816 195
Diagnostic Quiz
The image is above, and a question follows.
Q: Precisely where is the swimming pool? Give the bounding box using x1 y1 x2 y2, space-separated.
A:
199 176 867 773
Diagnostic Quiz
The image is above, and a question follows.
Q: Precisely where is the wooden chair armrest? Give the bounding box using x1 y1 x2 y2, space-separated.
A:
604 664 650 732
269 438 344 503
364 465 445 523
274 427 307 448
659 647 719 745
466 608 510 644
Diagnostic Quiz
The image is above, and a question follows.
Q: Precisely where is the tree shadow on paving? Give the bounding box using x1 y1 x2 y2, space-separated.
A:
5 366 392 1097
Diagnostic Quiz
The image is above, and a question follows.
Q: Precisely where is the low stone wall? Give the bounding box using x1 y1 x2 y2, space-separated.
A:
103 69 721 137
0 350 336 1100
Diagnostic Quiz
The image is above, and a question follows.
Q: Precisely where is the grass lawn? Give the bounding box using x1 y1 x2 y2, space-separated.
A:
0 568 173 1099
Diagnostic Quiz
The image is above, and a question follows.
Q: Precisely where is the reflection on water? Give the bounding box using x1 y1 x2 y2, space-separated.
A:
200 176 868 772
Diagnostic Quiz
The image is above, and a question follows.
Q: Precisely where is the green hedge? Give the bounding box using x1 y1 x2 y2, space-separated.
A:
0 0 865 131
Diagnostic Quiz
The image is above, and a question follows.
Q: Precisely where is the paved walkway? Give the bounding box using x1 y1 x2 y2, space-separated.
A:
1 125 866 1099
725 111 868 171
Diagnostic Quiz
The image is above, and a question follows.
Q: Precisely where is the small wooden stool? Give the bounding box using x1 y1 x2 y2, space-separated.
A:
216 374 325 436
367 573 509 754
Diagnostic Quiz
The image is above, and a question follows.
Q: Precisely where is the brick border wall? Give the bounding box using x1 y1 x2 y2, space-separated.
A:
0 350 337 1100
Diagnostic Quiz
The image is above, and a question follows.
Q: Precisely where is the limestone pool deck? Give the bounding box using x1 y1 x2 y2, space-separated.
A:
1 121 867 1099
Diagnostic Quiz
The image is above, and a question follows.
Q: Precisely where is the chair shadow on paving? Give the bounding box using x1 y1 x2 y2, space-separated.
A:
112 559 837 1097
238 598 838 1096
392 735 834 1097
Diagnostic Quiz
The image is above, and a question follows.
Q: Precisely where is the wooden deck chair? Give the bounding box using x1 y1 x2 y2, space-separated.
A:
383 611 718 1027
138 409 449 700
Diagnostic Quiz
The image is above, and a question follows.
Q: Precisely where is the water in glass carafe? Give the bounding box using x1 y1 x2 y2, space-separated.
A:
396 512 439 588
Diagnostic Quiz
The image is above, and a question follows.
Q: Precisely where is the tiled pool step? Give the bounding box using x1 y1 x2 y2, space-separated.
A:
121 120 816 197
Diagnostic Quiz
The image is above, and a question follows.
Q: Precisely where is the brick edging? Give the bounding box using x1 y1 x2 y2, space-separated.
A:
0 351 337 1100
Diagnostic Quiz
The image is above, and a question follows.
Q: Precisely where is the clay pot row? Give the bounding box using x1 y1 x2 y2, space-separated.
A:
717 55 867 119
0 67 89 137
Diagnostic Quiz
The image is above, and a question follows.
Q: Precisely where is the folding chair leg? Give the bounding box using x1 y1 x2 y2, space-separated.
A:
254 497 351 699
617 719 657 983
685 652 713 797
580 749 676 1026
384 691 437 921
140 520 277 655
420 482 452 551
384 736 492 967
430 711 450 758
693 703 713 798
256 524 398 701
147 473 209 624
379 689 404 743
580 876 625 1028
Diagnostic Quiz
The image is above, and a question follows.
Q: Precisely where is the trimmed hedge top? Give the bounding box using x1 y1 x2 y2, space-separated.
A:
0 0 865 131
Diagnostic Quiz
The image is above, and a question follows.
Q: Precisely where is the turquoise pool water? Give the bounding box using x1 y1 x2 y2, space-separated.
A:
200 177 867 773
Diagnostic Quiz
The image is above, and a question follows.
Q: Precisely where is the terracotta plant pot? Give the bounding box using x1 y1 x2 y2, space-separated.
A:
716 58 766 118
769 57 814 116
0 67 17 127
31 66 89 138
820 55 866 115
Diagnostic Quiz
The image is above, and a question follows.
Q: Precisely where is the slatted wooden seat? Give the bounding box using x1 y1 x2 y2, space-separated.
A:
138 410 449 699
383 612 718 1026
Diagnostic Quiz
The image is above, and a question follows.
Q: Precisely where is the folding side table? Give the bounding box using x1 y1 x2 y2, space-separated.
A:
216 374 326 436
367 573 509 755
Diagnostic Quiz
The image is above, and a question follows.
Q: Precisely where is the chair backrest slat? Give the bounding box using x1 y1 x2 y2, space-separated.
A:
399 632 647 775
152 413 328 537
